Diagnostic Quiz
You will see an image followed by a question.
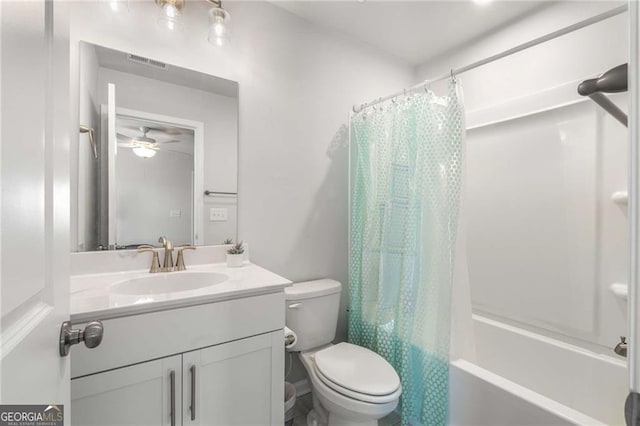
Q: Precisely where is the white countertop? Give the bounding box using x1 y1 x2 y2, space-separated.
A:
70 262 291 323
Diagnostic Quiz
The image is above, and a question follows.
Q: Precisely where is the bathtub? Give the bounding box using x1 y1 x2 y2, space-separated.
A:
450 359 604 425
450 314 628 425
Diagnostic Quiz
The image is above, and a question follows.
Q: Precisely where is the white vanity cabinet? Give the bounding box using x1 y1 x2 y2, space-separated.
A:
182 332 281 425
70 292 286 426
71 355 182 426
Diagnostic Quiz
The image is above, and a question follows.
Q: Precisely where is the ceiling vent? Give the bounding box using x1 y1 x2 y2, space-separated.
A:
127 54 169 71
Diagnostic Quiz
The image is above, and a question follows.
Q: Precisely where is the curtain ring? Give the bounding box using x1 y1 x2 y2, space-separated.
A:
450 68 457 82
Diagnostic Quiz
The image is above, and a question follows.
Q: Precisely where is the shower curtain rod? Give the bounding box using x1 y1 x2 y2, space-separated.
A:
352 4 628 113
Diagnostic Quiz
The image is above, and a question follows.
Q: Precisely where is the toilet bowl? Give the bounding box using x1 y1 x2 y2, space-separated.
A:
285 280 401 426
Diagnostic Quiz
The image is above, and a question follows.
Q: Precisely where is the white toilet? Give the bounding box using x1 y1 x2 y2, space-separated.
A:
285 279 402 426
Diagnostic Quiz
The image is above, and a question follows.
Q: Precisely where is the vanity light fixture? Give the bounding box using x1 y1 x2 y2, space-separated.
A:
132 145 157 158
108 0 128 12
155 0 185 31
207 0 231 47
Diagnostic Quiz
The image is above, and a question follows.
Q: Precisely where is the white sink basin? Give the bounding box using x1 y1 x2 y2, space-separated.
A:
111 272 228 295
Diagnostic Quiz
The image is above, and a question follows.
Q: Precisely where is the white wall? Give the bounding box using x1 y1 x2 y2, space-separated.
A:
69 0 414 380
417 2 628 422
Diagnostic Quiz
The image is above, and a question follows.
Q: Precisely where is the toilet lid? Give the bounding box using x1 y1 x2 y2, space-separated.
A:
314 342 400 397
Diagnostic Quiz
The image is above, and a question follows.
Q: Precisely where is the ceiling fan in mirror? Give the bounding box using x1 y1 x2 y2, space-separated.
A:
117 126 180 158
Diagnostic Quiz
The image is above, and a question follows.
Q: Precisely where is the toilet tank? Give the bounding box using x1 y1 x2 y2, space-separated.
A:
284 279 342 352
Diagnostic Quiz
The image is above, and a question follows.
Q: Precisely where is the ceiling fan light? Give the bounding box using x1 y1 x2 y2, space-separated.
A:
133 146 157 158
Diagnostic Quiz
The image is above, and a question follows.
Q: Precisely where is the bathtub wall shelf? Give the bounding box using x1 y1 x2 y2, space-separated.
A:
611 191 629 206
609 282 628 301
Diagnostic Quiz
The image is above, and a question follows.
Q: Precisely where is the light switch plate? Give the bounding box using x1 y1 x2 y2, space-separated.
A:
209 207 228 221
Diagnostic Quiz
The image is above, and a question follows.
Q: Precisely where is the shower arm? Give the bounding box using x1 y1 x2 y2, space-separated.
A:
578 64 628 127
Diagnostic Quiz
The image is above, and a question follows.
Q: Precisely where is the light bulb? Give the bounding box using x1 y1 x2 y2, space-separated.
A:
157 0 184 31
165 4 178 18
214 21 225 37
107 0 128 12
133 146 157 158
208 6 230 47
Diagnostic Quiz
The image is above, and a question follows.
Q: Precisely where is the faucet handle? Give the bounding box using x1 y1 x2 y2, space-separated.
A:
175 245 196 271
138 245 160 273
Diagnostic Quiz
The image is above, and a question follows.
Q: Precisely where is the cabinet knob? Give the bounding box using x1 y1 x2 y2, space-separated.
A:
59 320 104 357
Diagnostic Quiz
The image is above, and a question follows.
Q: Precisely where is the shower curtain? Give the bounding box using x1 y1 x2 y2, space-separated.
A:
349 80 465 426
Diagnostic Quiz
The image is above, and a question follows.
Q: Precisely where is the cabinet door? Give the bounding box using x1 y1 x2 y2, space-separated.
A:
183 331 284 425
71 355 182 426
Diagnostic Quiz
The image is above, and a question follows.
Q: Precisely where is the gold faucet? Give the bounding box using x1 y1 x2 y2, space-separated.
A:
158 236 174 272
138 245 160 273
175 244 196 271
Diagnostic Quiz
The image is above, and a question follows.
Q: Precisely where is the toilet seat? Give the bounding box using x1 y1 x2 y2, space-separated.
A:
313 343 401 404
299 349 400 424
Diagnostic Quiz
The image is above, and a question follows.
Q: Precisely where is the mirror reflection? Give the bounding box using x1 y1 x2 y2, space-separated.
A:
74 42 238 252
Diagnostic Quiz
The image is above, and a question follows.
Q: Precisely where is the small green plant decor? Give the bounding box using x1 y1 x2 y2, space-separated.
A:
225 240 245 267
227 242 244 255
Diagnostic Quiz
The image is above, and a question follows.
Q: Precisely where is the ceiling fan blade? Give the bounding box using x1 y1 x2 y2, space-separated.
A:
158 140 181 144
117 141 135 147
146 127 184 136
117 132 134 140
159 147 192 155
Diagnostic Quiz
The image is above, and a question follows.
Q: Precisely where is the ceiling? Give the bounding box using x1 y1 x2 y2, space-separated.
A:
272 1 552 65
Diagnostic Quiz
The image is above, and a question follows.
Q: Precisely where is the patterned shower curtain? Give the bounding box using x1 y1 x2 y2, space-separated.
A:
349 80 465 426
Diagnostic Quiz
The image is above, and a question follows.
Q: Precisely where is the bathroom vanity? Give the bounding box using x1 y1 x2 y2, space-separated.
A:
69 249 290 425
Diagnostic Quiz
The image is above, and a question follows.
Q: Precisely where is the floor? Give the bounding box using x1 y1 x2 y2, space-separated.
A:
291 392 401 426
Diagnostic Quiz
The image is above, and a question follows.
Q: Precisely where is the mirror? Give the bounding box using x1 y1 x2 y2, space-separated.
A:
74 42 238 251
